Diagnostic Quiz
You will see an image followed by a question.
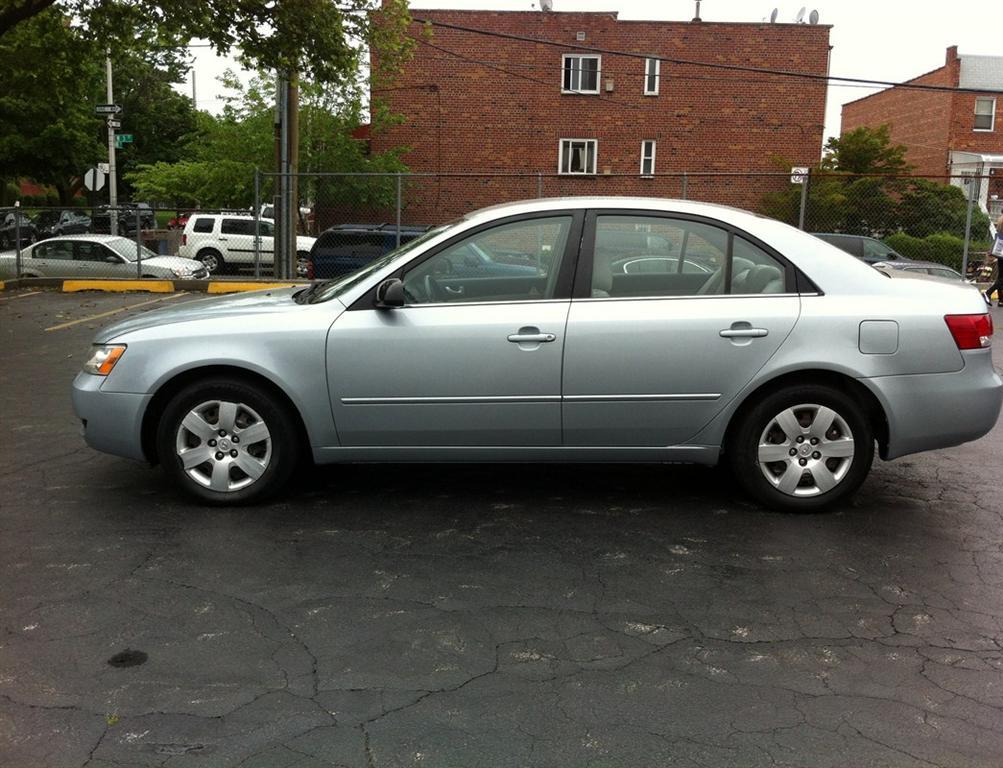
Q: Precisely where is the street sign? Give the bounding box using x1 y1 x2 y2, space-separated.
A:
97 163 109 174
790 166 810 184
107 119 121 129
95 103 122 115
114 134 134 149
84 168 106 192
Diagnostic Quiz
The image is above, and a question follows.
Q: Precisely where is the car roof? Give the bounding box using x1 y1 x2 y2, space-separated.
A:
875 260 958 271
33 234 129 243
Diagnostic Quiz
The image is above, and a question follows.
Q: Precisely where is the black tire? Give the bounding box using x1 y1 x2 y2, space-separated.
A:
728 384 873 512
156 377 300 505
196 248 225 274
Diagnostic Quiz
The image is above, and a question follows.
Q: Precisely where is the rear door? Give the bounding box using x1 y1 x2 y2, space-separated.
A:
29 240 76 277
562 211 800 447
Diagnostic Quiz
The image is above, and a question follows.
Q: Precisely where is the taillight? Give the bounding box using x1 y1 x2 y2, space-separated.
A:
944 314 993 350
307 259 314 280
181 234 187 246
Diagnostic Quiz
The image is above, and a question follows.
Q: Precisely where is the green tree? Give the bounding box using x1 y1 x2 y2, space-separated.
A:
127 73 408 209
1 0 414 87
820 124 912 175
760 125 913 234
896 178 990 239
0 9 104 202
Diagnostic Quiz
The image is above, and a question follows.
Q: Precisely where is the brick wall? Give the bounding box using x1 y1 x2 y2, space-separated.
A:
370 10 830 224
841 46 1003 177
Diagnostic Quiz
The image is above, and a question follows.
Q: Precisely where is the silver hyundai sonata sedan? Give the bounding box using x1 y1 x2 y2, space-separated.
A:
72 198 1002 511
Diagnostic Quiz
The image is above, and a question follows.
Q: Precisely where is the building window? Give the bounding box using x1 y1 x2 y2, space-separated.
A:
562 55 600 94
559 139 597 174
640 140 656 176
974 98 995 131
644 58 660 95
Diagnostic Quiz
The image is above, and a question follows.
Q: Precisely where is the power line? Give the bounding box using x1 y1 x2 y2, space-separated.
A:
411 16 1002 96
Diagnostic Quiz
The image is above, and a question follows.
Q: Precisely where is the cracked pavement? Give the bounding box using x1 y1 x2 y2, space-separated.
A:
1 290 1002 767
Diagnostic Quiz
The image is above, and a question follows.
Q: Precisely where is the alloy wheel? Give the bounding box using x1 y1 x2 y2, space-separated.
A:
174 399 271 492
756 403 855 497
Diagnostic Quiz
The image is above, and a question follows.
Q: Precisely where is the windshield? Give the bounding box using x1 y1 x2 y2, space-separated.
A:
306 222 455 303
106 237 160 262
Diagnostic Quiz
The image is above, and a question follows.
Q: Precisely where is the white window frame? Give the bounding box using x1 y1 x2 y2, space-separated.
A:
640 140 656 177
559 139 598 175
644 58 660 96
562 54 601 94
974 97 996 132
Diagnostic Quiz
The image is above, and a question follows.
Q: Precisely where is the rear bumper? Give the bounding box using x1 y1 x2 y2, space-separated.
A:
71 372 151 462
865 350 1003 460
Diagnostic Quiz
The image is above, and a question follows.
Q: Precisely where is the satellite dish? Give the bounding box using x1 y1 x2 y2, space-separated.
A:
540 0 553 10
795 6 806 22
770 8 779 23
809 9 819 24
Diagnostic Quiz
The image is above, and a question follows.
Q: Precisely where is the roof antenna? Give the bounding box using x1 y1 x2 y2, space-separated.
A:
692 0 702 22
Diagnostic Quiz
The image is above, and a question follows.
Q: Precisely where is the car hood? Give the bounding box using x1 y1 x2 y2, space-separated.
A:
95 286 310 342
139 255 205 272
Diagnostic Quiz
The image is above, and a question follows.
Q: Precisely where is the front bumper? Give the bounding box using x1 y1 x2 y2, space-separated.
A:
71 372 152 462
865 350 1003 460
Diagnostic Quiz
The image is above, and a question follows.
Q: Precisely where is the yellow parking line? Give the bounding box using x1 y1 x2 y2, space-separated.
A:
62 280 174 293
44 293 188 332
0 290 43 302
207 281 300 294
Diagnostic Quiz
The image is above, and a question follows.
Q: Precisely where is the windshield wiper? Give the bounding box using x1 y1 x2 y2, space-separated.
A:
295 280 336 304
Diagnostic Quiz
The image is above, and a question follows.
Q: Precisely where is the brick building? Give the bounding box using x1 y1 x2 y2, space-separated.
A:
841 46 1003 224
369 9 831 222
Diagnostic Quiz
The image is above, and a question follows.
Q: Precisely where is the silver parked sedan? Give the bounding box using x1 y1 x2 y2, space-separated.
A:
0 234 208 280
71 198 1002 511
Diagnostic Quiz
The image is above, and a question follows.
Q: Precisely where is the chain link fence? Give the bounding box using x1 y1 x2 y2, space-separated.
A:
2 171 999 283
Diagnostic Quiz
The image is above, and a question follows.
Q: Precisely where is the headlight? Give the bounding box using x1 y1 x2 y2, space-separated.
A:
171 267 194 278
83 344 126 376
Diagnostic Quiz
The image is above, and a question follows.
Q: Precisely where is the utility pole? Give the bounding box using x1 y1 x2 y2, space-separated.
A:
106 50 118 234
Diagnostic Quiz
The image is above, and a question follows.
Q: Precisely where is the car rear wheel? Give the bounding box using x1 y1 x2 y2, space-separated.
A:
196 248 224 274
156 377 299 505
728 384 873 512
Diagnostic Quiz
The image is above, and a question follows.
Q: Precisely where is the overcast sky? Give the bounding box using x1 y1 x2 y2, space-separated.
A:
179 0 1002 150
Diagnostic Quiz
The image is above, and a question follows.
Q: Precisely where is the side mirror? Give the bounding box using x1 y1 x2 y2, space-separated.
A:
375 278 406 308
104 255 120 263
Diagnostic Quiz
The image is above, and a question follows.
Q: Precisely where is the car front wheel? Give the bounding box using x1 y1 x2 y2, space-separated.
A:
156 377 299 505
728 384 873 512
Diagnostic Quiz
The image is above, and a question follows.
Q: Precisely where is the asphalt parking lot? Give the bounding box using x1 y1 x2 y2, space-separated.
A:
2 288 1003 768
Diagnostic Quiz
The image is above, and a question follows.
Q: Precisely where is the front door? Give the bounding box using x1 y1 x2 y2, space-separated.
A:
326 213 580 447
562 212 801 446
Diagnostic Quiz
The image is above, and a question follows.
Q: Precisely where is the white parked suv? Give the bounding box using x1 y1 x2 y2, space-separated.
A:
177 214 316 274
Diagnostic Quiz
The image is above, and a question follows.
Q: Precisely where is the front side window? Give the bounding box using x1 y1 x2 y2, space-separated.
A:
640 140 656 176
559 139 597 175
562 55 600 94
644 58 660 95
591 216 728 298
75 242 117 263
402 216 572 305
975 97 996 131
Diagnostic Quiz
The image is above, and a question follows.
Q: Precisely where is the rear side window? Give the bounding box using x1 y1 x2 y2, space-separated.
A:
221 219 255 236
192 218 214 233
591 215 728 298
730 238 787 294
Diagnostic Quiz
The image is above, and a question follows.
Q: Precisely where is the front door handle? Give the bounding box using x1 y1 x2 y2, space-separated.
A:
508 332 556 343
720 327 769 338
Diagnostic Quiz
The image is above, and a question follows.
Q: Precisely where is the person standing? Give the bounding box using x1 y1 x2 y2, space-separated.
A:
987 214 1003 307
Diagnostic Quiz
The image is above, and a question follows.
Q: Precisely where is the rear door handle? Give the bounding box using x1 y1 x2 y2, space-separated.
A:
720 328 769 338
508 332 556 343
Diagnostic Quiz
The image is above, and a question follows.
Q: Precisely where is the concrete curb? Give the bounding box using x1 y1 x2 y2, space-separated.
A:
0 278 305 294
